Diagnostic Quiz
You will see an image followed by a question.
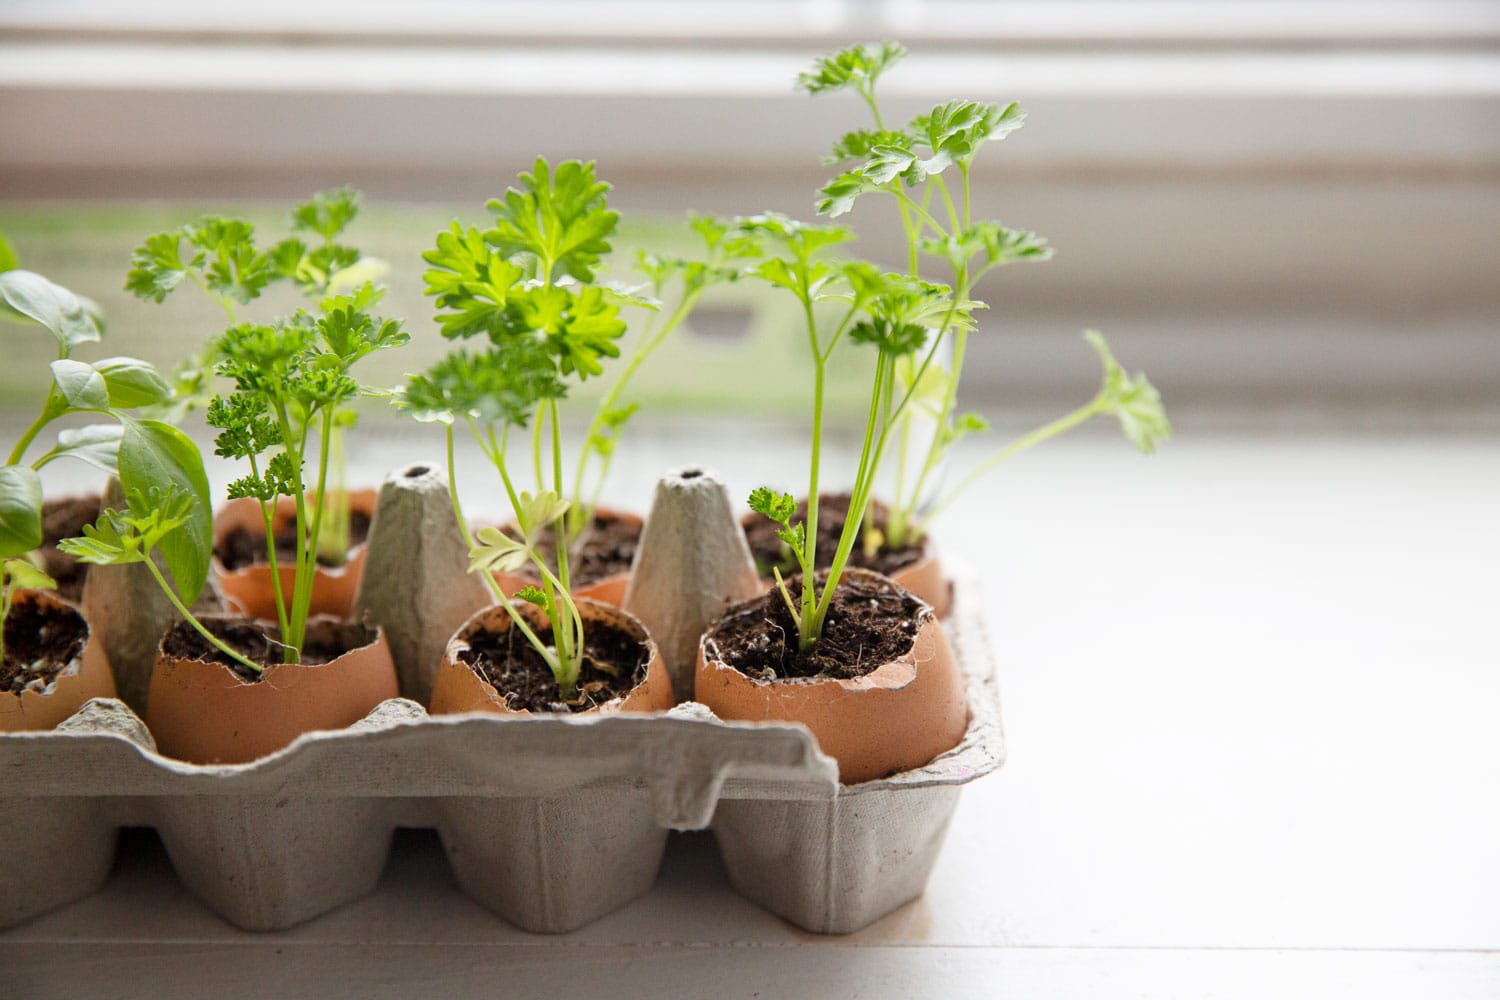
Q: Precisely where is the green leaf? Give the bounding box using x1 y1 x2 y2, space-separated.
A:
184 217 275 305
911 100 1025 164
468 525 530 575
50 359 110 410
514 584 548 608
125 232 194 303
0 231 17 272
514 490 570 540
748 486 797 526
1085 331 1172 455
796 41 906 95
93 357 173 408
116 416 212 603
47 424 124 474
0 270 102 348
422 222 526 340
485 157 619 284
3 557 55 592
0 466 43 559
291 186 361 241
398 343 565 427
824 129 911 165
816 171 874 218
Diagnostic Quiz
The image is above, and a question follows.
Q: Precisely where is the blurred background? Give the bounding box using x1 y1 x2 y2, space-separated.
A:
3 0 1495 439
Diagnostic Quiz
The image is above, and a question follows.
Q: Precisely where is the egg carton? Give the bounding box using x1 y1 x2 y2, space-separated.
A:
0 466 1004 936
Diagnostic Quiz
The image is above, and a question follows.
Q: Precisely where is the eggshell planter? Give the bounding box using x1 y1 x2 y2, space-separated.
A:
696 568 967 784
430 599 673 717
490 505 642 608
147 617 399 764
212 488 378 622
0 464 1004 936
0 589 116 733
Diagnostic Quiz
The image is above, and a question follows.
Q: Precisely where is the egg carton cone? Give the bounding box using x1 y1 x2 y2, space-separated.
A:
0 465 1003 935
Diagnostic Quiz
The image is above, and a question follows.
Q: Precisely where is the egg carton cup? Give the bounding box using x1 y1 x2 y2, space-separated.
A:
0 465 1004 936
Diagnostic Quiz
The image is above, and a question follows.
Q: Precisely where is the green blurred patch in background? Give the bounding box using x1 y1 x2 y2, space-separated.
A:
0 203 879 425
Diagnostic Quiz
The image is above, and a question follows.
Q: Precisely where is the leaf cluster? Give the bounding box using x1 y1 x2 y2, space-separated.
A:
796 41 907 96
126 188 372 309
416 158 633 430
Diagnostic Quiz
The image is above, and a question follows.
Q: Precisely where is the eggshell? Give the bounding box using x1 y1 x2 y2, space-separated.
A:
696 569 967 784
430 597 672 717
147 618 398 764
213 488 379 622
0 589 116 732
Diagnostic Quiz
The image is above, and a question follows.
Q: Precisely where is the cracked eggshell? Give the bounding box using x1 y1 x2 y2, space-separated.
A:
213 488 378 622
695 569 967 785
0 589 116 732
429 597 674 717
146 617 399 764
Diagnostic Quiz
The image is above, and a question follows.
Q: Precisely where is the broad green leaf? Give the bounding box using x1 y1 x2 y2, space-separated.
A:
93 357 173 408
50 358 110 410
116 416 212 602
0 270 102 348
0 465 43 558
47 424 123 474
3 557 56 592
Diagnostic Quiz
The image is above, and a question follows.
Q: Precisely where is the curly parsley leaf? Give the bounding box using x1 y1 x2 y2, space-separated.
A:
485 157 619 284
796 40 907 95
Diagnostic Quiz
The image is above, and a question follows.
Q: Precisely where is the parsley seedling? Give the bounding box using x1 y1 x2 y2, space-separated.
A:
126 188 387 564
731 214 964 650
400 158 732 701
803 42 1171 548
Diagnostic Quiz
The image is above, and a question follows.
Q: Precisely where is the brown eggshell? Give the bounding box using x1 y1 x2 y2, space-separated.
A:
891 548 951 619
490 506 639 609
146 618 398 764
213 489 378 623
429 597 672 717
695 570 967 784
0 589 116 732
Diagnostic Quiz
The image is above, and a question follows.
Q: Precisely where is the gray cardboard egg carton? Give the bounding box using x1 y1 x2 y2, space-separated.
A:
0 465 1004 936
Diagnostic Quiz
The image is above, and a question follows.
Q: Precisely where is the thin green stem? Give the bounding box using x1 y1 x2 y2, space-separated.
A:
289 407 335 660
446 423 557 667
859 84 884 129
808 353 890 641
800 297 826 634
531 405 545 494
248 452 291 643
960 162 972 229
0 580 13 664
145 558 263 675
926 398 1105 522
272 399 309 661
569 291 700 541
187 272 237 324
934 177 961 233
8 388 62 467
